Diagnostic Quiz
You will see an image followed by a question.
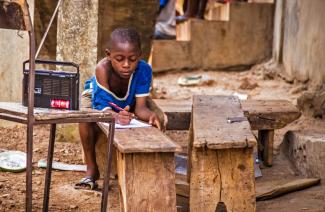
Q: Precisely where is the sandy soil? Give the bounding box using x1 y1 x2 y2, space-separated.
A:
0 65 324 211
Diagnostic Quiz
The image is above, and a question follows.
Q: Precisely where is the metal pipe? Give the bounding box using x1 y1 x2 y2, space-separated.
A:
43 124 56 211
25 0 36 211
101 119 115 212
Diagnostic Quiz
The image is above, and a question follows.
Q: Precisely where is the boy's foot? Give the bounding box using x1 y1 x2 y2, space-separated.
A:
74 176 98 190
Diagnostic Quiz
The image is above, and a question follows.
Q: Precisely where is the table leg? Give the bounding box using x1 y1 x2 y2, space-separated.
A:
258 129 274 166
43 124 56 211
26 123 34 212
101 120 115 212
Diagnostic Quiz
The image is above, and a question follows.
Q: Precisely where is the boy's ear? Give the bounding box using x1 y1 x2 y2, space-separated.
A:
105 49 111 59
138 50 142 57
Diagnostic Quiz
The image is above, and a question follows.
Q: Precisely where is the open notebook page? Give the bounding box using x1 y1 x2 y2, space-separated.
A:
101 119 151 129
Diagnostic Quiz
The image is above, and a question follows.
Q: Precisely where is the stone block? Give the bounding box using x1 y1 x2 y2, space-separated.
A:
150 40 195 72
283 130 325 179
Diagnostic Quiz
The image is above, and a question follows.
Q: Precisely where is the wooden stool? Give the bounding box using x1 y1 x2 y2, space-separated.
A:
189 96 256 211
241 100 301 166
98 124 181 212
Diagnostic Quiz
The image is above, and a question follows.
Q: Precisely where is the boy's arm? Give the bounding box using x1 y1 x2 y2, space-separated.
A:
134 96 161 130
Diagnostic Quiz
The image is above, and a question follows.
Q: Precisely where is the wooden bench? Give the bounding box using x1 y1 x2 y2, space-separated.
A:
189 95 256 211
98 124 181 212
154 98 301 166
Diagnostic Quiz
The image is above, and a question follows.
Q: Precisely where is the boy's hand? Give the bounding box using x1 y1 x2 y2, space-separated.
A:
149 112 161 130
117 105 133 125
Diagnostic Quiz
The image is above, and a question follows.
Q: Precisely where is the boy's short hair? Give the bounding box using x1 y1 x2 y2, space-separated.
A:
108 28 141 51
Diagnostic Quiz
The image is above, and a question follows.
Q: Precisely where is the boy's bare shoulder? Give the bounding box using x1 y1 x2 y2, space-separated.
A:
96 58 110 73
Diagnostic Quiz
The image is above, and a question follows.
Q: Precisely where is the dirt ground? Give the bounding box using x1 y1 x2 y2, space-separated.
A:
1 64 325 211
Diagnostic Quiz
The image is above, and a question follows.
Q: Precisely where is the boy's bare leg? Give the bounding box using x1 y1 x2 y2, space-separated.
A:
184 0 199 18
79 122 100 180
197 0 208 19
176 0 199 23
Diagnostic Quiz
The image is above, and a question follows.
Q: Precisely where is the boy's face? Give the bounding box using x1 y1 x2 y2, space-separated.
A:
106 42 141 79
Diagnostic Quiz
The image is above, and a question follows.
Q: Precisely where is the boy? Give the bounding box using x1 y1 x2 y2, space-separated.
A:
75 28 161 190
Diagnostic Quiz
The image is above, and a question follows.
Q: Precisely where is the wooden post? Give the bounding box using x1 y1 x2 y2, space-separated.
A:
189 96 256 212
258 129 274 166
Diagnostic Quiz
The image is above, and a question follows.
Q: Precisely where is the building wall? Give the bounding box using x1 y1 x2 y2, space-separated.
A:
282 0 325 84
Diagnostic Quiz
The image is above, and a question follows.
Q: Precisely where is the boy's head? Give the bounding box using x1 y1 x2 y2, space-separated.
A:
106 28 142 79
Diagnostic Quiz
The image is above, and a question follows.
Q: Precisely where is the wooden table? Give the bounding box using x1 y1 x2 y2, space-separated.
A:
98 123 181 212
0 102 115 212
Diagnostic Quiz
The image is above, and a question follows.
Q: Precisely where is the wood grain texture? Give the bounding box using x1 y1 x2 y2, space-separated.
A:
117 152 177 212
113 127 181 153
192 95 256 149
154 99 301 130
189 95 256 211
241 100 301 130
190 147 256 212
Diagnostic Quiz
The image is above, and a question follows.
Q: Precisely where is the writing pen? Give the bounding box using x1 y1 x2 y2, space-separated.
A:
108 102 138 119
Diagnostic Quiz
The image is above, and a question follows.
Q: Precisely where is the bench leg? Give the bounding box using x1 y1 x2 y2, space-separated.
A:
258 129 274 166
190 147 256 212
117 152 177 212
43 124 56 211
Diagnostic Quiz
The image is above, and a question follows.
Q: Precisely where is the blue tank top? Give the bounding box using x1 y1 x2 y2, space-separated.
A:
83 60 152 112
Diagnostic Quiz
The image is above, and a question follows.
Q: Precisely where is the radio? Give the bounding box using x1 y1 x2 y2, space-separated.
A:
22 59 80 110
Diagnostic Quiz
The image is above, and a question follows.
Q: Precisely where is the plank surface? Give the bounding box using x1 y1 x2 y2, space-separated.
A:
0 102 112 121
241 100 301 130
98 126 181 153
192 95 256 149
154 98 301 130
117 152 177 212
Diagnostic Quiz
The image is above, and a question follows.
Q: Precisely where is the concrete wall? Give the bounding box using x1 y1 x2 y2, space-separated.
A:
151 2 274 72
282 0 325 84
0 0 34 102
34 0 58 60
